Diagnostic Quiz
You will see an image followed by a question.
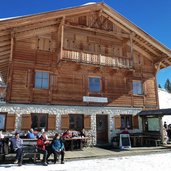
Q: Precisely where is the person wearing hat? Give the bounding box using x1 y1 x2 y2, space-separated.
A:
10 132 23 166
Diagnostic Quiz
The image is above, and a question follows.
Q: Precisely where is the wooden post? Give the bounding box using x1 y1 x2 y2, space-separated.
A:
60 17 65 60
6 31 14 101
130 32 134 67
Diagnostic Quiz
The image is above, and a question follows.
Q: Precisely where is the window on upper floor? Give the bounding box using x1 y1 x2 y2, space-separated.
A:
35 71 49 89
133 80 143 95
88 77 101 94
38 37 52 51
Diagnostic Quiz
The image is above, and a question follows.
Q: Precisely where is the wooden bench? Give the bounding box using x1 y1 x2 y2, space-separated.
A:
144 138 161 147
0 144 41 163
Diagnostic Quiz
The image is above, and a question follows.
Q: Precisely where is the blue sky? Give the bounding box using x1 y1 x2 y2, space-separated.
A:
0 0 170 87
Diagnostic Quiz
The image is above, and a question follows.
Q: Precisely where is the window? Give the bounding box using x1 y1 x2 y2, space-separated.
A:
89 77 101 93
133 80 143 95
121 115 132 129
35 71 49 89
0 113 6 130
31 113 48 131
69 114 83 131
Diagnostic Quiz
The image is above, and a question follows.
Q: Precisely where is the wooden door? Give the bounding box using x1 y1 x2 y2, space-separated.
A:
96 114 108 144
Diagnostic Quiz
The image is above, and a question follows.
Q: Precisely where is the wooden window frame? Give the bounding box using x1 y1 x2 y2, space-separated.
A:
88 76 101 95
31 113 48 131
120 114 133 129
34 71 49 89
69 114 84 131
133 80 143 95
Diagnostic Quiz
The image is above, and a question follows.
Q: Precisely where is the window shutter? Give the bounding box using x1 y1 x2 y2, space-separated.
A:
6 114 16 131
61 115 69 130
21 114 31 130
84 115 91 129
133 115 139 129
48 115 56 130
114 115 121 129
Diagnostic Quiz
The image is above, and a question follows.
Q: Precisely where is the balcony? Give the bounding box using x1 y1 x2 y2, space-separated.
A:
62 50 133 69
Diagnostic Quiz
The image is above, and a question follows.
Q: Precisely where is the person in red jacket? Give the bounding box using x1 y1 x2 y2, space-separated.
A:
36 132 50 166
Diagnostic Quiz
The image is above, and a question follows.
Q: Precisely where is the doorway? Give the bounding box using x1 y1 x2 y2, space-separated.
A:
96 114 108 144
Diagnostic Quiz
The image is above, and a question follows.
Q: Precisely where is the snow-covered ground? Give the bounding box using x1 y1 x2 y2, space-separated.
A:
158 88 171 124
0 152 171 171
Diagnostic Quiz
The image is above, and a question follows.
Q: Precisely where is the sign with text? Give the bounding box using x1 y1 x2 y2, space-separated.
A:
119 134 131 149
83 96 108 103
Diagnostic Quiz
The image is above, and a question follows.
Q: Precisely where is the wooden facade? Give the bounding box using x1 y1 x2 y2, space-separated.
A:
0 3 170 144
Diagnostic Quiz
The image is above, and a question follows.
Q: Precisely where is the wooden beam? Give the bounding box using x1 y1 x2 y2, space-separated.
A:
65 23 129 39
127 41 153 61
0 35 11 42
102 7 171 57
102 9 131 33
0 45 10 53
15 25 57 40
6 32 14 100
9 32 14 62
0 5 97 30
14 20 58 33
0 50 10 56
164 59 171 65
60 17 65 60
0 41 10 47
133 36 159 56
130 33 134 65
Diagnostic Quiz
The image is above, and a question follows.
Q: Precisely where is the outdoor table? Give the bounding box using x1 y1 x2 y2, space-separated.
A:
64 137 89 151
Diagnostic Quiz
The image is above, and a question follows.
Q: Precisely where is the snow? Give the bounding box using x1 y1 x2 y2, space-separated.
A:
158 88 171 124
0 152 171 171
81 2 96 6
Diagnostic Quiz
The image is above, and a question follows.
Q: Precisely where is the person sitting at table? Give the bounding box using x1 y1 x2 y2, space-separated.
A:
62 129 72 139
36 132 50 166
80 128 87 137
121 127 130 134
10 132 23 166
62 129 73 150
47 133 65 164
27 128 36 139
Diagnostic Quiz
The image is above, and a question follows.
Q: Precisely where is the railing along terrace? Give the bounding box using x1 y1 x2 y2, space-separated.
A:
63 50 133 69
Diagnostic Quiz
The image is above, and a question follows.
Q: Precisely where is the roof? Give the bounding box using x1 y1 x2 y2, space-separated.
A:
138 108 171 116
0 3 171 83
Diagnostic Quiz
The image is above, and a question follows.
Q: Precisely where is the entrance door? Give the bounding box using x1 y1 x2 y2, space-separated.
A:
96 114 108 144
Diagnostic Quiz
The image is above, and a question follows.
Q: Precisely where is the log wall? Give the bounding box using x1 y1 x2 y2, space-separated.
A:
7 24 158 109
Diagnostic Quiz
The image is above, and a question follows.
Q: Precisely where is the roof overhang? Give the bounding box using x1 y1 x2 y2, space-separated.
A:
138 108 171 117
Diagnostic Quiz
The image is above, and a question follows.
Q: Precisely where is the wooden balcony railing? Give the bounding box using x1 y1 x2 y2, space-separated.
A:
62 50 133 69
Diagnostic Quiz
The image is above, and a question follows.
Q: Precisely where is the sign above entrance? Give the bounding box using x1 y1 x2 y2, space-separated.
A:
83 96 108 103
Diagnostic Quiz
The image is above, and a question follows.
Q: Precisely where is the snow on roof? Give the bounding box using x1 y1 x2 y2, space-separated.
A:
0 16 23 21
81 2 96 6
